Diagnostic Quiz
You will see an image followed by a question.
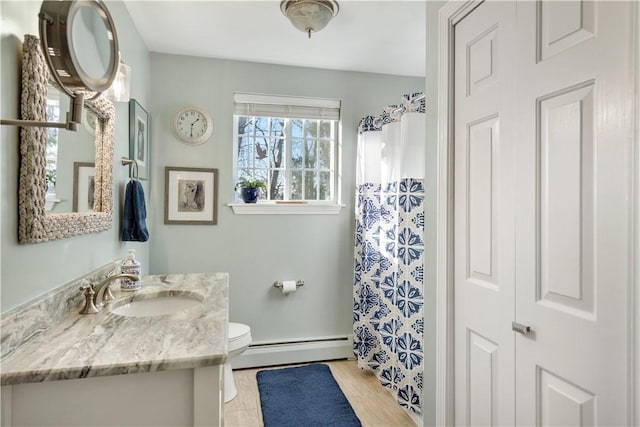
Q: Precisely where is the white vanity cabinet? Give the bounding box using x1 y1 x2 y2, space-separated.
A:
2 365 223 427
1 273 229 427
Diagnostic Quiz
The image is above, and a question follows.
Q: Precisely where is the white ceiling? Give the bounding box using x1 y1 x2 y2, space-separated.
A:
122 1 426 77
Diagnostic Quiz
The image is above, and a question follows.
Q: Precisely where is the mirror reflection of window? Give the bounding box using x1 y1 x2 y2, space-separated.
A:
43 84 97 214
45 91 61 211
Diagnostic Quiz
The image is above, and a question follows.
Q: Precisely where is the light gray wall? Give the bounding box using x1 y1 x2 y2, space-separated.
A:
424 2 446 425
148 53 424 343
0 1 151 312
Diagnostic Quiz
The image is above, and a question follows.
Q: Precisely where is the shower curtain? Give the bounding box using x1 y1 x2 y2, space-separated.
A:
353 93 425 415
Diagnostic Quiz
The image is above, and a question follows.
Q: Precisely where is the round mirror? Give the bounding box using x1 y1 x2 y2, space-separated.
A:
70 3 113 86
39 0 119 95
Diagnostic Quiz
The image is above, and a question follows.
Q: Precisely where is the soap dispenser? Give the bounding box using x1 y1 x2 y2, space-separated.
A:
120 249 141 291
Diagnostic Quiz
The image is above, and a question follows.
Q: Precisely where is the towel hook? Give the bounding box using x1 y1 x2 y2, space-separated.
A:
121 157 139 180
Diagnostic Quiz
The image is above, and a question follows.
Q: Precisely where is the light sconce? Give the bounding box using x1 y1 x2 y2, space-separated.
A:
280 0 339 39
104 61 132 102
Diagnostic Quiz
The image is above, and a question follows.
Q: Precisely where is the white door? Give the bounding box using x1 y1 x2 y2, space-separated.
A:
513 1 634 425
453 2 517 425
453 1 634 425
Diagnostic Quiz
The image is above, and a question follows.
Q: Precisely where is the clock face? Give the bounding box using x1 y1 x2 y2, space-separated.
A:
172 106 213 145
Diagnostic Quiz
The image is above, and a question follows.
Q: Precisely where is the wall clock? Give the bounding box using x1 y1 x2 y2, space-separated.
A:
171 105 214 145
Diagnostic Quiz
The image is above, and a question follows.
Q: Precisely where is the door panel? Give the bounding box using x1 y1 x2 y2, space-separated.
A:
538 0 596 61
454 2 516 425
467 26 499 96
538 368 595 427
468 330 499 426
515 1 632 425
468 115 499 288
453 1 633 426
537 81 595 318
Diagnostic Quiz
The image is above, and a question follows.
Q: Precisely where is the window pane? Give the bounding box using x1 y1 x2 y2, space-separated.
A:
304 120 317 138
319 120 332 138
291 139 303 168
254 169 268 198
237 169 252 182
254 140 269 169
269 169 285 200
270 138 285 169
304 172 317 200
318 140 331 169
291 119 303 138
319 171 331 200
270 118 285 137
304 140 317 168
46 99 60 190
254 117 269 137
291 170 302 200
237 137 253 169
237 116 254 136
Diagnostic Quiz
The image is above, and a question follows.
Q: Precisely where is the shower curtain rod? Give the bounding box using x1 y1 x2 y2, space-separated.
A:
391 93 425 116
368 93 427 129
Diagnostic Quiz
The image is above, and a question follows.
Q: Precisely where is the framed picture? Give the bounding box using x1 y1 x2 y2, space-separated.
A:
164 167 218 225
129 99 150 180
73 162 95 212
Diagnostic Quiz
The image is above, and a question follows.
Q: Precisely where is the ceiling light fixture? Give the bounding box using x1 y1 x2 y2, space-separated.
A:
280 0 339 39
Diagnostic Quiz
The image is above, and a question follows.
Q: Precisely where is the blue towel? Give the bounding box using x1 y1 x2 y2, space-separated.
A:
121 179 149 242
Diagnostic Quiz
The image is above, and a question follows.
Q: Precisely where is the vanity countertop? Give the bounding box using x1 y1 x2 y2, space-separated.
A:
1 273 228 386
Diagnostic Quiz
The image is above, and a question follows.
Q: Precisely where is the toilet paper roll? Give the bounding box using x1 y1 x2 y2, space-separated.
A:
282 280 297 294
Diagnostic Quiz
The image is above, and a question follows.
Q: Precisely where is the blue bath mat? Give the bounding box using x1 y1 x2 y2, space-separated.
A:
257 363 362 427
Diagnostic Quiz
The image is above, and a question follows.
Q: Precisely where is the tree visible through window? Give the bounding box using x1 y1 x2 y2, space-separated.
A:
235 115 337 201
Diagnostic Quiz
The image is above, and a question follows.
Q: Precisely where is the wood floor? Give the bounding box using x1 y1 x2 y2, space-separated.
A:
224 359 416 426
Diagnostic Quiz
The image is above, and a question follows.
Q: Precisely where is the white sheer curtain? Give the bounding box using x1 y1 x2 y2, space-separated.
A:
353 92 425 416
356 98 425 185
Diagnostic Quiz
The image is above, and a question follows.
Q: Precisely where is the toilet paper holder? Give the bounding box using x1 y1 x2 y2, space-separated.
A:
273 280 304 289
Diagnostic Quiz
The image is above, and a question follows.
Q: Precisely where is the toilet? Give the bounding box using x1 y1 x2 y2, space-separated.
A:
225 322 252 402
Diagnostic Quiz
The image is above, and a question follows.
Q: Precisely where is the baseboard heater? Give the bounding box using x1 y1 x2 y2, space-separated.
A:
232 335 355 369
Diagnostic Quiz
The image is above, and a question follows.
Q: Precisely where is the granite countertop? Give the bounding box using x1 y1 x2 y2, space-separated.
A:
1 273 229 386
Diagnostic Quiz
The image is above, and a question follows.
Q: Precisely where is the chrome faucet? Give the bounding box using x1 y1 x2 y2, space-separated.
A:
79 273 140 315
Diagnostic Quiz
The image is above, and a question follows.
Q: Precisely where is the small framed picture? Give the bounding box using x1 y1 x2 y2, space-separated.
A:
73 162 95 212
164 167 218 225
129 99 150 180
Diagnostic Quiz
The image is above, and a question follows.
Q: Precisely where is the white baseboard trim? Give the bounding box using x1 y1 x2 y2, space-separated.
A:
232 335 354 369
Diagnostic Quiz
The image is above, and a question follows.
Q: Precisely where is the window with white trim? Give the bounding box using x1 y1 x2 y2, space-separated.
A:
233 93 341 203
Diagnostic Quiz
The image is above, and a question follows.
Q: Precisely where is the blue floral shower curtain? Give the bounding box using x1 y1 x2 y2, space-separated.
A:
353 93 425 416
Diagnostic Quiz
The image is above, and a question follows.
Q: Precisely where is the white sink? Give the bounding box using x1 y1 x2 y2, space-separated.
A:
110 293 202 318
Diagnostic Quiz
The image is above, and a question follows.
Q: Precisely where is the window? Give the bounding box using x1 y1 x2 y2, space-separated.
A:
233 93 340 203
45 92 61 199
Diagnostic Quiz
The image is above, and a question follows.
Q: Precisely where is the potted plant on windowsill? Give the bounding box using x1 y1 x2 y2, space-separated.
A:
235 177 266 203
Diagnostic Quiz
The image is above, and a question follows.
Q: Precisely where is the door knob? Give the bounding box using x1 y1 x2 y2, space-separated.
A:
512 321 532 335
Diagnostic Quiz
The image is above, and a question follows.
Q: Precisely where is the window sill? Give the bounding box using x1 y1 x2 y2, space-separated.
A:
227 202 346 215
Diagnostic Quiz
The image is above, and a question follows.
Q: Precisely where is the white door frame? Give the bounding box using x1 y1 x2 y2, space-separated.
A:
434 1 640 426
435 2 481 425
633 3 640 425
